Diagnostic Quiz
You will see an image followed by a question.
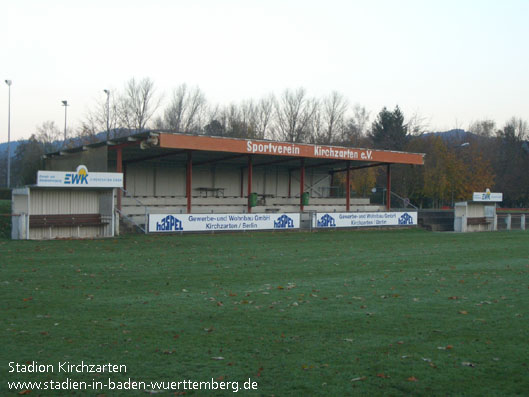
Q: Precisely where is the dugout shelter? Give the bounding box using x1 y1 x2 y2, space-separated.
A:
11 164 122 240
453 190 502 232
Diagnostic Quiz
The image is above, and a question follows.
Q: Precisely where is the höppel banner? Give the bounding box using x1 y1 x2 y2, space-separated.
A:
37 165 123 188
149 213 300 232
314 212 417 228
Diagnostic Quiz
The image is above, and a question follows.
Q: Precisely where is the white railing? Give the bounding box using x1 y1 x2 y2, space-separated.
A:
118 188 148 233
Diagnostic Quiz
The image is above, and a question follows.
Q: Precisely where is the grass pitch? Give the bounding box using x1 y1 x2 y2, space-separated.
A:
1 229 529 396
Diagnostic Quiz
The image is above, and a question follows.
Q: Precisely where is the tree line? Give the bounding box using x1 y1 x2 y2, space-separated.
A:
79 78 372 146
2 77 528 208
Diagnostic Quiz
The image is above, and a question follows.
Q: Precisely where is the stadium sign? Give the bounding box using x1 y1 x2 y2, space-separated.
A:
472 189 502 202
148 213 300 233
158 134 425 165
37 165 123 188
314 212 417 228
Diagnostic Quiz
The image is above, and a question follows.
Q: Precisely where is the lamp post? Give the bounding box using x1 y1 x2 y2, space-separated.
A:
5 80 11 188
103 89 110 140
61 100 69 142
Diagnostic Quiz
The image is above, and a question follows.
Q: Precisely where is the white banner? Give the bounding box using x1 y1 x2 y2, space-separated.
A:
149 213 300 233
314 212 418 228
473 192 502 202
37 165 123 188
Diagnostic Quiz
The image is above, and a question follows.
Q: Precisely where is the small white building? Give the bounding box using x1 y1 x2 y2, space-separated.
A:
454 190 502 232
12 166 122 240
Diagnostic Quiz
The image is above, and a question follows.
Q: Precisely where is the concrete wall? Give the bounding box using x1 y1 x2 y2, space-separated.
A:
124 162 332 198
45 146 108 172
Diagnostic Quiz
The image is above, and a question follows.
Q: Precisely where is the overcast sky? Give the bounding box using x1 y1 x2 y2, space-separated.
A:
2 0 528 141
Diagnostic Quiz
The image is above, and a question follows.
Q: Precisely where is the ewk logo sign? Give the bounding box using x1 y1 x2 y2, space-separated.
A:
64 165 88 185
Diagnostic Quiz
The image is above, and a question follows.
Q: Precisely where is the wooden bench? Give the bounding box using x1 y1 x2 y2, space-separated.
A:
195 187 225 198
466 217 490 226
29 213 108 228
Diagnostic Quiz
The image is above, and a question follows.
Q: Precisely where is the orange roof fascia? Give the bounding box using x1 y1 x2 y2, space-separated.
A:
158 134 424 165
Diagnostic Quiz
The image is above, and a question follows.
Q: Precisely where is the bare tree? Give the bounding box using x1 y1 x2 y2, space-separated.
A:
204 103 228 136
254 95 275 139
274 88 318 143
118 77 161 132
407 111 430 135
204 96 275 140
76 123 100 144
498 117 528 141
160 84 207 133
317 91 348 144
310 104 324 144
36 121 62 151
341 104 370 146
238 99 272 139
162 84 187 131
81 90 121 141
225 104 244 137
203 104 224 135
468 119 496 137
239 100 255 126
216 103 253 138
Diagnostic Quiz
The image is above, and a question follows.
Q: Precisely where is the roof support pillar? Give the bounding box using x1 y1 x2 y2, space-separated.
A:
287 169 291 198
186 150 192 213
247 155 253 213
123 163 127 191
300 158 305 212
346 161 351 211
116 146 122 212
240 167 244 198
386 164 391 211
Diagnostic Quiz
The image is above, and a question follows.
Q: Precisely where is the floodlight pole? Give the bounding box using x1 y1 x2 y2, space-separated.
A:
5 80 12 188
104 89 110 140
61 100 69 142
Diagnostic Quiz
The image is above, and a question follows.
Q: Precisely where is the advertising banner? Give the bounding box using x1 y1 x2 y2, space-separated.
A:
472 192 502 202
37 165 123 188
314 212 417 228
149 213 300 233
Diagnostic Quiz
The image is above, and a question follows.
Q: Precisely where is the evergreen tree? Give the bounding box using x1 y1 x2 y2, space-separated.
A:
370 106 408 150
